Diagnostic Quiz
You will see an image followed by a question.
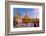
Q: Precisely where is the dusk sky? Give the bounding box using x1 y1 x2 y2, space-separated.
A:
13 8 39 18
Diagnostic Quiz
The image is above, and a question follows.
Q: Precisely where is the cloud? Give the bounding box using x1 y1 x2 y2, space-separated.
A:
28 8 39 18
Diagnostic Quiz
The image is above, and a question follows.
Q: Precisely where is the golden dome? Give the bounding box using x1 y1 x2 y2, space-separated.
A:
22 15 31 23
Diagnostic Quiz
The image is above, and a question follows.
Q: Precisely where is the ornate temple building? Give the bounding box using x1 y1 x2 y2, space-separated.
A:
13 11 39 27
14 12 22 24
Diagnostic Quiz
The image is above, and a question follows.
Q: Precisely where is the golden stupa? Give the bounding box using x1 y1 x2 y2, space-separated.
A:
22 13 31 23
